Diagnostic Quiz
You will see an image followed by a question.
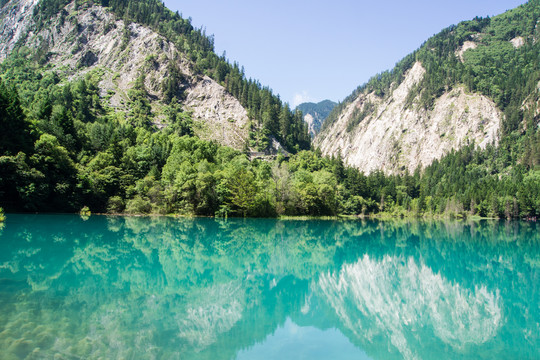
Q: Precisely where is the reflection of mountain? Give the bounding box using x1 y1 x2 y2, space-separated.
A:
175 282 243 350
317 255 502 360
0 216 538 359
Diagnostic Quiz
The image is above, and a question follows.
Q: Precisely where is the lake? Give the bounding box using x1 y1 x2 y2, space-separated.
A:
0 215 538 359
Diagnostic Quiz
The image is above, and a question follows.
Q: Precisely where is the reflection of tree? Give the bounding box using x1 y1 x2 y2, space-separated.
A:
0 216 538 359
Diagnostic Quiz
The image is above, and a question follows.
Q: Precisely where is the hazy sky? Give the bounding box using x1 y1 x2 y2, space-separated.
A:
163 0 527 107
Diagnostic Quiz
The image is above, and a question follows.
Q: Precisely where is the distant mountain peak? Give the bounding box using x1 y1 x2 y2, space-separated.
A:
296 100 337 137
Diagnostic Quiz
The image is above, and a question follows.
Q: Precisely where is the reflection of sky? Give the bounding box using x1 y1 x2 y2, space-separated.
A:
236 317 372 360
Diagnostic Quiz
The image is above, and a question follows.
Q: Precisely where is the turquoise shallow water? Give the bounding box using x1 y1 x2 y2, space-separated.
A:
0 215 538 359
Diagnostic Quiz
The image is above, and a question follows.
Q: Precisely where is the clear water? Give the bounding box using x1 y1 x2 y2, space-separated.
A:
0 215 538 359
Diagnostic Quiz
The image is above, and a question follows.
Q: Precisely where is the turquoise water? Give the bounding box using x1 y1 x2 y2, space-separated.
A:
0 215 538 359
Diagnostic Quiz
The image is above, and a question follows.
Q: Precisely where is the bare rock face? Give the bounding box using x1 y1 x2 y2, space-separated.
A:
455 41 478 63
315 62 502 174
304 114 316 137
0 0 39 60
0 0 251 150
510 36 525 48
184 77 249 149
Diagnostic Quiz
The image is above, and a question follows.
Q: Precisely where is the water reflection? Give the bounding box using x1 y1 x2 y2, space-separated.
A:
317 255 502 359
0 216 538 359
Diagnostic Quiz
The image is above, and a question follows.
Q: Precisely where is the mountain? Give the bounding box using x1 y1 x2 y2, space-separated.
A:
316 0 540 174
0 0 310 153
296 100 337 137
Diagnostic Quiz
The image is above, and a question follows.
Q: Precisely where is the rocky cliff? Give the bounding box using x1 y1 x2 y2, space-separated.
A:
315 62 501 174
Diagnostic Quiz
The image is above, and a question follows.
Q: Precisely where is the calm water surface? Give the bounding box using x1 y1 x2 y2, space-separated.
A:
0 215 538 359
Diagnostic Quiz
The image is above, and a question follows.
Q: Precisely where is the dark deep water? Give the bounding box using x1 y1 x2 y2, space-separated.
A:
0 215 538 359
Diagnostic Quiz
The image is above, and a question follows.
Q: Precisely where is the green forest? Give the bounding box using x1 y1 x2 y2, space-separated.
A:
0 0 539 218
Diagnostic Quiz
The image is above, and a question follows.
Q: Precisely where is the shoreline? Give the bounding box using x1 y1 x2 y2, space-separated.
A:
1 211 530 222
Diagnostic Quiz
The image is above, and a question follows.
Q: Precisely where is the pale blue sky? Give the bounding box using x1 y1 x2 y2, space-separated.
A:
163 0 527 107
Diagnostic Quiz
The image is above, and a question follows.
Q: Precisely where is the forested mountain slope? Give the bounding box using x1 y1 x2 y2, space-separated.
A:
316 0 540 174
0 0 310 152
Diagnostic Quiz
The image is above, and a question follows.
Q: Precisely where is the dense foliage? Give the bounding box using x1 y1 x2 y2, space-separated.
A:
1 59 539 218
